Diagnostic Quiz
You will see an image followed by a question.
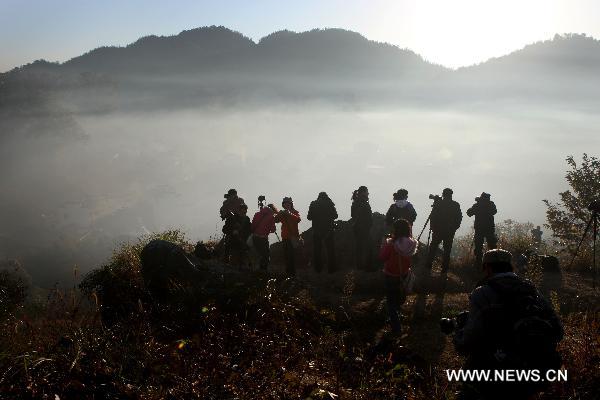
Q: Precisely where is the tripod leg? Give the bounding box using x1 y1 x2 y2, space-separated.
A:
417 213 431 242
568 215 594 269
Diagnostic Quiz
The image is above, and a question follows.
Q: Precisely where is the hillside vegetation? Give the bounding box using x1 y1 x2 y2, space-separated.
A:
1 226 598 399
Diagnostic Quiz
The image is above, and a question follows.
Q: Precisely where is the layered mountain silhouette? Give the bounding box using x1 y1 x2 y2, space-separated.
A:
2 26 600 123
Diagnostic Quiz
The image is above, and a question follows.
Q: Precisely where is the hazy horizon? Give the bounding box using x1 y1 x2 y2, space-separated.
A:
3 0 600 72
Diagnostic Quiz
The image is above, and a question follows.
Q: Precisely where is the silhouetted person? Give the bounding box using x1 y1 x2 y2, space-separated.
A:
426 188 462 272
452 249 563 400
531 225 543 248
351 186 373 271
251 203 277 271
220 188 245 221
222 203 251 266
307 192 338 273
380 219 417 333
466 192 497 267
385 189 417 230
274 197 301 277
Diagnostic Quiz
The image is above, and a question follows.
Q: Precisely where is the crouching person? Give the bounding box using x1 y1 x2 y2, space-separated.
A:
380 219 417 334
449 249 563 400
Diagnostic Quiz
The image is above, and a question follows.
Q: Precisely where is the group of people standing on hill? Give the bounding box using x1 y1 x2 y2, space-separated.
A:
217 187 564 400
218 186 500 278
219 189 303 276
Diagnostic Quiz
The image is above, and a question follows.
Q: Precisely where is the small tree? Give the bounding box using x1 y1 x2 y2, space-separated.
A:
543 154 600 267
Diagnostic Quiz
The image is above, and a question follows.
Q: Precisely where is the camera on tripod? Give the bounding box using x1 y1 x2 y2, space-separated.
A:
429 194 442 202
440 311 469 335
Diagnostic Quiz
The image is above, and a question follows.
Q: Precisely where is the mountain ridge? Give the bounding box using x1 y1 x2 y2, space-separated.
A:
2 27 600 116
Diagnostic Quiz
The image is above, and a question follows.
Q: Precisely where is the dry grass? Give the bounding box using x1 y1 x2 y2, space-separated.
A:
0 230 598 399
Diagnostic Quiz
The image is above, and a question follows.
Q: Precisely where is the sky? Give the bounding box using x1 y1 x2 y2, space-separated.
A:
1 0 599 72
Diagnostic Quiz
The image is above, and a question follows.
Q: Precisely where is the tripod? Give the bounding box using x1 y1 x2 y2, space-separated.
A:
568 209 598 289
417 212 432 243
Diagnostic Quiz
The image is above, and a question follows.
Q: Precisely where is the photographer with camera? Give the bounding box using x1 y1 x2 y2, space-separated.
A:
220 188 245 221
251 196 277 271
444 249 563 400
425 188 462 272
222 203 252 267
307 192 338 274
466 192 498 267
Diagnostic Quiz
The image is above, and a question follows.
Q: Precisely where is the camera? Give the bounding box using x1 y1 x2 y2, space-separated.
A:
429 194 442 202
588 200 600 214
440 311 469 335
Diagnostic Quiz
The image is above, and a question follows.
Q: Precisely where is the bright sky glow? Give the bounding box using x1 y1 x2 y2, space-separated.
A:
1 0 599 72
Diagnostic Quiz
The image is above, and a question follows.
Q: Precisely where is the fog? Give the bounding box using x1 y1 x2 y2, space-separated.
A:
1 99 598 286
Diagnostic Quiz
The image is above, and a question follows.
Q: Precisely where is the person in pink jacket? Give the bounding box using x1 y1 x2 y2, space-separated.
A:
380 219 417 333
251 203 277 270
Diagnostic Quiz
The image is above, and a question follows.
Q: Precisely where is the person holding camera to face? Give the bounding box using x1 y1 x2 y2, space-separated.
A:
220 189 245 221
251 196 277 271
274 197 302 277
467 192 498 267
443 249 563 400
222 203 252 267
425 188 462 272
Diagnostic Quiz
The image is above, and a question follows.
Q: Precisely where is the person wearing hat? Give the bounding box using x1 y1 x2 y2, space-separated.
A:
452 248 563 400
307 192 338 273
274 197 302 276
425 188 462 272
466 192 498 267
385 189 417 230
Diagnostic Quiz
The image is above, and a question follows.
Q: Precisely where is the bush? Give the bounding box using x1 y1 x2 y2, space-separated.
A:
544 154 600 270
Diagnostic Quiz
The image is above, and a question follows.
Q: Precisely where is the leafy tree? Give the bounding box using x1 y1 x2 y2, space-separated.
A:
543 154 600 266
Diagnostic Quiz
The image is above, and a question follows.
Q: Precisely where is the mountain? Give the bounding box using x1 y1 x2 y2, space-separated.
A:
60 26 443 79
445 34 600 103
1 27 600 120
64 26 257 75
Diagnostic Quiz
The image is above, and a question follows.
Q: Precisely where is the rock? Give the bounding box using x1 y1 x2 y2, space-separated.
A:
140 239 199 302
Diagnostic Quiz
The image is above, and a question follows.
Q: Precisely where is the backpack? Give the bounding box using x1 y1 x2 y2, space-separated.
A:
481 276 562 370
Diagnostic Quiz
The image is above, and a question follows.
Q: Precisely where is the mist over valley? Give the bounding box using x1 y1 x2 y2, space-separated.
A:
1 27 599 286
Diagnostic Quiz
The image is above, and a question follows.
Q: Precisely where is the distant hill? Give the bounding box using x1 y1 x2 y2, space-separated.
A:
61 26 443 80
445 34 600 103
1 27 600 124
